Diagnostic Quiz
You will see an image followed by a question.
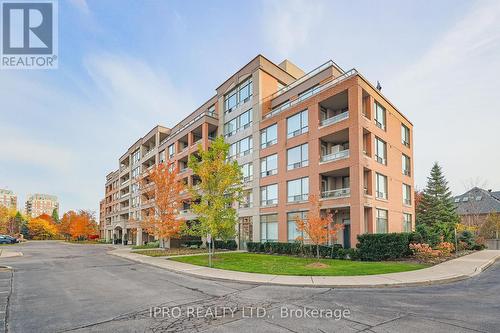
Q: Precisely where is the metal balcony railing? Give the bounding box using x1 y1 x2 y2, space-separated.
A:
321 188 350 199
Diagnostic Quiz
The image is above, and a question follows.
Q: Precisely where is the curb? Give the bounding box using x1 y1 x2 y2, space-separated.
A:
109 250 500 289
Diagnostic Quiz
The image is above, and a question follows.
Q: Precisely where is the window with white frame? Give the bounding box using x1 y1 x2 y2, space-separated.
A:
159 150 166 163
224 78 253 113
260 214 278 242
376 173 388 199
260 184 278 206
132 149 141 165
168 144 175 159
403 213 412 232
223 109 252 137
238 79 253 103
241 162 253 182
401 124 410 147
261 154 278 177
403 184 412 205
287 211 307 242
287 143 308 170
240 190 253 208
376 209 388 233
207 104 216 117
131 166 140 179
375 137 387 165
374 101 386 130
261 124 277 148
287 177 309 202
287 110 308 138
228 136 252 158
402 154 411 176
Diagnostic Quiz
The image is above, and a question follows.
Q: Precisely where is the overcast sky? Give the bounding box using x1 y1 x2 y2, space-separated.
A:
1 0 499 214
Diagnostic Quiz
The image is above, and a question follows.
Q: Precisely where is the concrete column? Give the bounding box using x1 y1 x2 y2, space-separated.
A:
136 227 143 245
122 229 126 245
202 123 209 150
188 132 194 146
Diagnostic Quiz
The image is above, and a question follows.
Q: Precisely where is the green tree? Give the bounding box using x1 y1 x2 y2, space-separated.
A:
51 209 59 224
187 136 243 245
416 162 459 241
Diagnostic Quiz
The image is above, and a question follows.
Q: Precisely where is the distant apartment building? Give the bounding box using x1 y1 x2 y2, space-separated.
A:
101 55 415 248
0 189 17 210
25 194 59 218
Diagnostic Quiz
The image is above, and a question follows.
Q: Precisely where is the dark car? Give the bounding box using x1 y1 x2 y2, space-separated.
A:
0 235 18 244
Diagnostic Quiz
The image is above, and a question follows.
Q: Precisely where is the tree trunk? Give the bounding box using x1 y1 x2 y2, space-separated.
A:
316 244 320 261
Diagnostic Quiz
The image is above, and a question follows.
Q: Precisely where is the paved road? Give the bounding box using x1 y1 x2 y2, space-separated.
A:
0 241 499 333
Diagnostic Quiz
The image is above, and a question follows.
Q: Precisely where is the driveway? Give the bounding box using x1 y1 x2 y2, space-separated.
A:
1 241 499 332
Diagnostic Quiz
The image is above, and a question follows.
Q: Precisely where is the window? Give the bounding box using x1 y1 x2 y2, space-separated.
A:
454 198 460 203
475 196 482 201
261 154 278 177
403 213 412 232
131 166 141 179
224 78 253 113
132 149 141 165
287 177 309 202
375 137 387 165
376 173 388 199
131 196 140 208
241 162 253 182
132 183 139 194
376 209 388 233
402 154 411 176
298 85 318 102
374 101 386 130
403 184 411 205
261 124 277 148
159 150 166 163
287 211 307 242
229 136 252 158
224 109 252 137
240 190 253 208
168 144 175 159
207 104 216 117
462 197 469 202
261 184 278 206
401 124 410 147
287 144 308 170
287 110 308 138
260 214 278 242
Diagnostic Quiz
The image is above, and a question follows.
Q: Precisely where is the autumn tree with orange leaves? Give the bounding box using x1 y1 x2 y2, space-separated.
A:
141 161 185 248
69 210 97 240
295 195 344 261
58 210 77 240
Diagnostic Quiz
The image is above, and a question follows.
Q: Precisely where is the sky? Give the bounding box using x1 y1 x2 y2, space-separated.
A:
0 0 499 214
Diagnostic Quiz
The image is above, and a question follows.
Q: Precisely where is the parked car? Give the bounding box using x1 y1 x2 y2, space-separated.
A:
0 235 18 244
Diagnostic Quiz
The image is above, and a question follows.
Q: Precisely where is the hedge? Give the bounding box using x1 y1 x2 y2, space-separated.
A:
246 242 356 259
356 232 415 261
214 240 238 250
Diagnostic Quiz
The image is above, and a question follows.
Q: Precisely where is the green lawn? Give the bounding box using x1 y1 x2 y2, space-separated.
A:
170 252 428 276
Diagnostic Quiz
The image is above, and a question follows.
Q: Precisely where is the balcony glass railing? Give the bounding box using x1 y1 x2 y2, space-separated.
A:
288 194 308 202
159 110 218 147
321 188 350 199
264 69 357 120
320 111 349 127
320 149 349 163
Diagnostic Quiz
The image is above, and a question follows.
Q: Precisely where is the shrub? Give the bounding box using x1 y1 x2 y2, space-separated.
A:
356 233 414 261
132 241 160 249
182 240 203 248
214 240 237 250
410 243 441 260
245 242 351 259
459 230 475 247
435 241 454 256
414 224 441 246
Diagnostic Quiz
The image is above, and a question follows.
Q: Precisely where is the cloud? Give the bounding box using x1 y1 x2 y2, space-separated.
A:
261 0 325 58
69 0 90 15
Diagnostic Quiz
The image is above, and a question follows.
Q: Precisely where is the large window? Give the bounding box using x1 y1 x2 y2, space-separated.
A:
261 154 278 177
131 166 141 179
375 137 387 165
260 214 278 242
287 144 308 170
260 184 278 206
376 173 388 199
132 149 141 165
376 209 388 233
223 109 252 137
402 154 411 176
374 101 386 130
401 124 410 147
168 144 175 159
287 211 307 242
403 184 412 205
228 136 252 159
287 110 308 138
403 213 412 232
224 78 253 113
287 177 309 202
241 162 253 182
261 124 278 148
159 150 166 163
240 190 253 208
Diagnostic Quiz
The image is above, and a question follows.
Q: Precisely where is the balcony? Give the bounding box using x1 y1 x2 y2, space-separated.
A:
321 188 350 199
261 199 277 207
320 149 349 163
288 194 308 203
320 111 349 127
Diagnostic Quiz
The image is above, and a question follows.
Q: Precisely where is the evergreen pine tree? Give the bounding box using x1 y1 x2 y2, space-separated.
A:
416 162 459 227
51 209 59 224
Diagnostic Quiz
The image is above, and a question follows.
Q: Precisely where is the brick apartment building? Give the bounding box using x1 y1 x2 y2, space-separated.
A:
25 193 59 218
0 189 17 210
101 55 414 248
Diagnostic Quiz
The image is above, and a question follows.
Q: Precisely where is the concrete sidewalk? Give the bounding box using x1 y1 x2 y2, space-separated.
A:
0 249 23 258
110 248 500 288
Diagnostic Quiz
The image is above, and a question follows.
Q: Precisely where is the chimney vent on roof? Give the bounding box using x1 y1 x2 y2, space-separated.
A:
376 81 382 91
488 189 492 192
